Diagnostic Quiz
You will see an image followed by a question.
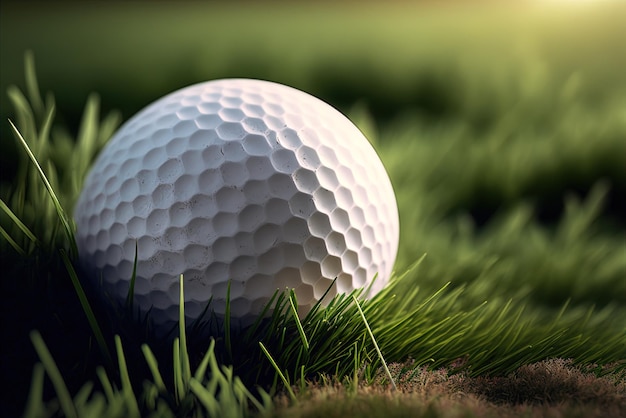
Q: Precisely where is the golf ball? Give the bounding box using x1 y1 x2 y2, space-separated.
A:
74 79 399 331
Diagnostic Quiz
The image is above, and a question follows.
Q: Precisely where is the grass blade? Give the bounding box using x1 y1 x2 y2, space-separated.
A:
114 335 140 418
178 274 191 387
96 366 115 404
9 119 78 257
189 378 220 417
59 248 112 367
289 290 309 352
225 279 232 362
193 339 216 381
353 295 397 391
30 330 78 418
0 224 26 255
141 344 167 392
259 342 296 402
125 241 138 309
173 339 184 403
24 50 44 117
0 198 39 244
23 363 45 418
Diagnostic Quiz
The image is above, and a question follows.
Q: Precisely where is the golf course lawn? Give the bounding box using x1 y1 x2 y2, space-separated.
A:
1 1 624 417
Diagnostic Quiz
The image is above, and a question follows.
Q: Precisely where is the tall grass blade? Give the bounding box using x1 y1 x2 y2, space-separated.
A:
141 344 167 392
0 224 26 255
189 378 220 417
178 274 191 387
173 339 184 403
125 242 138 309
96 366 115 404
23 363 45 418
193 339 216 381
24 50 44 116
30 330 78 418
172 275 192 405
114 335 140 418
0 199 39 244
8 119 78 257
225 279 232 362
353 295 397 391
259 342 297 402
59 248 112 366
289 290 309 352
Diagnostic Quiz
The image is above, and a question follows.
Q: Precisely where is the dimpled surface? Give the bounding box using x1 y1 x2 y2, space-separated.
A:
74 79 399 331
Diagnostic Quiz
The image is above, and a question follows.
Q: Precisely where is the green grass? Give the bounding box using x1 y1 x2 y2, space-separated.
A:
1 2 625 417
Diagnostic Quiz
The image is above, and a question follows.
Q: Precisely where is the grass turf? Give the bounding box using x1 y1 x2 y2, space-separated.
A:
1 2 625 417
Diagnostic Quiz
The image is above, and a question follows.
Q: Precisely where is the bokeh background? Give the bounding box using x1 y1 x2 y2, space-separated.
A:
2 0 625 167
1 0 625 416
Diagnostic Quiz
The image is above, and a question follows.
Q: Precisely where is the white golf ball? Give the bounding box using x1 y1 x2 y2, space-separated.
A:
74 79 399 332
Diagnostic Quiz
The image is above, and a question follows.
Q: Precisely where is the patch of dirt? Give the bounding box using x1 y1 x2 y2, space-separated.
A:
274 359 626 418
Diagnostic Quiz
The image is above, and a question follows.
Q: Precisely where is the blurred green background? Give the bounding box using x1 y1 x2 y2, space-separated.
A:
2 1 625 142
